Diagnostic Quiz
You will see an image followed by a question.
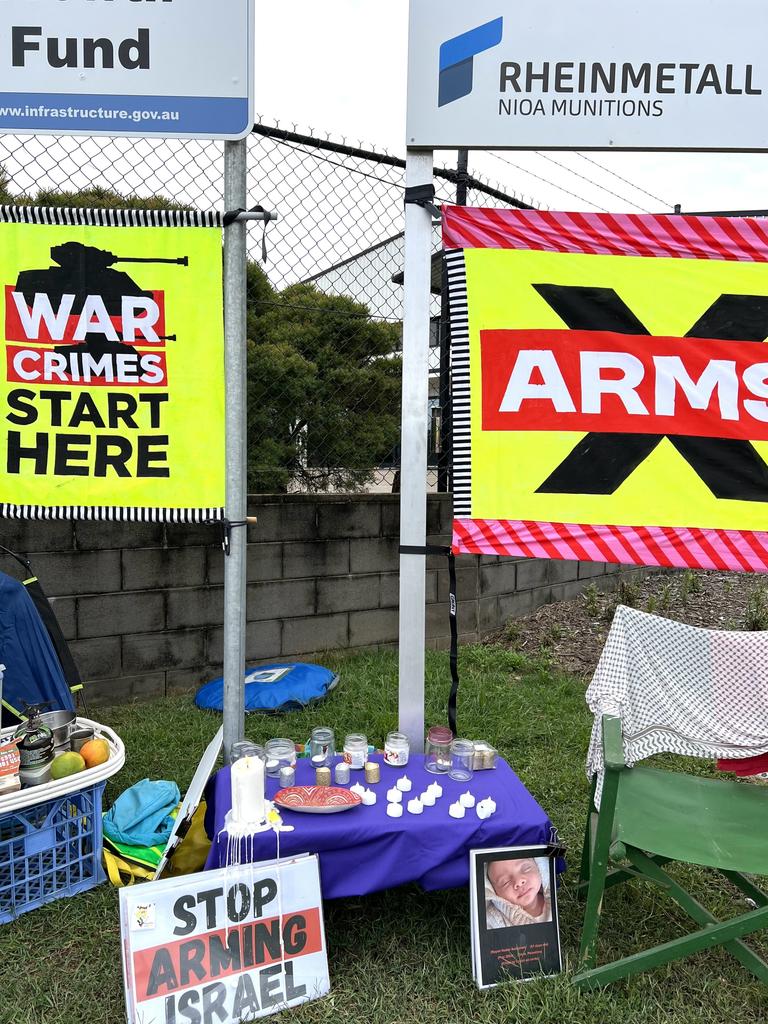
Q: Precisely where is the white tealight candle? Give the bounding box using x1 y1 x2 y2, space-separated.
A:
420 790 436 807
449 802 465 819
362 789 377 806
476 797 496 820
396 775 412 792
387 787 402 803
387 802 404 818
459 791 475 808
407 798 423 815
350 782 366 798
428 782 443 799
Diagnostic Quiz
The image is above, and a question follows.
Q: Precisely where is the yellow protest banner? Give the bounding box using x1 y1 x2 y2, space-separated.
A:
0 208 224 521
444 206 768 571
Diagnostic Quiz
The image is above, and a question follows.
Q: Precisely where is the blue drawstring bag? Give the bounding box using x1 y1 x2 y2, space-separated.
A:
103 778 180 848
195 662 340 714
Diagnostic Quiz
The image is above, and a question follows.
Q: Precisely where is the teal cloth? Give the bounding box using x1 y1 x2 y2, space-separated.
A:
103 778 180 847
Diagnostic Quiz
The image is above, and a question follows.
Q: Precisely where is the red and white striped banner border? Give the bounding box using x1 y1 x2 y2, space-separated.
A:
441 207 768 263
453 519 768 573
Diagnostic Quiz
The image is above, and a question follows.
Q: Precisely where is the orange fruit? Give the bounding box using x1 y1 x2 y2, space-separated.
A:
80 737 110 768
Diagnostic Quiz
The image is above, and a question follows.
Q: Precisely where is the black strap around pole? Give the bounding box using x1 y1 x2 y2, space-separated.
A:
400 543 459 734
446 551 459 735
403 184 442 222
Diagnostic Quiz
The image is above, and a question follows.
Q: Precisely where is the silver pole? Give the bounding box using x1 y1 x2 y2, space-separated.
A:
222 138 248 763
397 149 434 752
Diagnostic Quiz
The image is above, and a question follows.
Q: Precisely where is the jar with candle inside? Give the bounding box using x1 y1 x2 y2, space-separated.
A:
449 738 475 782
425 726 453 774
343 733 368 769
384 731 410 767
309 727 335 768
265 737 296 777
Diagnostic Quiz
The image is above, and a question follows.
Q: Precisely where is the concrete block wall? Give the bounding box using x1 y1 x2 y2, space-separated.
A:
0 495 628 703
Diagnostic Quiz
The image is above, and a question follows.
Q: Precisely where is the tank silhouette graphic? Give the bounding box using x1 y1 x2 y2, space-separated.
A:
14 241 188 374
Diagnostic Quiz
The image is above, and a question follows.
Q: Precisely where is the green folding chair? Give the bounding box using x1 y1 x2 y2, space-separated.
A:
575 714 768 989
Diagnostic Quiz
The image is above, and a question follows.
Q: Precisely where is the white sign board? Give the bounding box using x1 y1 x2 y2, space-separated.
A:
407 0 768 151
0 0 253 139
120 855 330 1024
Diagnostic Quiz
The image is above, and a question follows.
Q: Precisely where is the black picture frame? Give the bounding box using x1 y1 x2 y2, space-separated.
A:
470 845 562 989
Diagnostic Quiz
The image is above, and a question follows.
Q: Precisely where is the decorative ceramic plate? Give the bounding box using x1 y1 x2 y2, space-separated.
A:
274 786 362 813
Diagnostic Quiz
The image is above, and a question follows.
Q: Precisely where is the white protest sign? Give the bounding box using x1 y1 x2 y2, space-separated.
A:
0 0 253 139
120 855 329 1024
407 0 768 150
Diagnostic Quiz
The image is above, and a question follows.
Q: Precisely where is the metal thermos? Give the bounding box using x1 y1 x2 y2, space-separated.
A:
15 705 55 787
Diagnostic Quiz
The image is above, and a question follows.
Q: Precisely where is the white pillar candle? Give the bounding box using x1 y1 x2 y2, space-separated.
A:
387 802 404 818
362 789 377 806
387 788 403 803
407 798 423 814
231 755 265 826
459 791 475 808
396 775 412 792
420 790 436 807
449 802 465 819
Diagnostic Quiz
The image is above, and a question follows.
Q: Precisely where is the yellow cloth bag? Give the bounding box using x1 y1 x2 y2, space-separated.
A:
102 801 211 886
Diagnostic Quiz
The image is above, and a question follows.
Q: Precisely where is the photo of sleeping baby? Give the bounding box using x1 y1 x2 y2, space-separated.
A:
484 855 553 928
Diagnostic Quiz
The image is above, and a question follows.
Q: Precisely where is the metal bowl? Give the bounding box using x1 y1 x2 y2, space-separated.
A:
39 710 76 748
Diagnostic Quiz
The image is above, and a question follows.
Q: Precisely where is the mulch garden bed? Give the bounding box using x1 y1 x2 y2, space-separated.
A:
490 568 768 679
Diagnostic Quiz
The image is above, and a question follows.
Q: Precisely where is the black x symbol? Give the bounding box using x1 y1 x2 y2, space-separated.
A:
534 285 768 502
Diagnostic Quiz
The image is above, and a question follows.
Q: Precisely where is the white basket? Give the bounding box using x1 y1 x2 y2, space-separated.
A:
0 717 125 814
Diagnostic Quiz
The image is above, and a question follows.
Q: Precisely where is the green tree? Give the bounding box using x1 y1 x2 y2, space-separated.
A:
246 265 402 492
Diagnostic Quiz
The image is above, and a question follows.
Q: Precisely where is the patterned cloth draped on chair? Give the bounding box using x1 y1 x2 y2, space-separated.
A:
586 604 768 790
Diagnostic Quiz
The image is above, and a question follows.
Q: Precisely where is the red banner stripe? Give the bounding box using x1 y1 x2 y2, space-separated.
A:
452 519 768 574
442 208 768 263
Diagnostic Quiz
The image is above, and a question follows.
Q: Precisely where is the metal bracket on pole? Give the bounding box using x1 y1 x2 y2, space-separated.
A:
222 139 248 764
398 149 434 752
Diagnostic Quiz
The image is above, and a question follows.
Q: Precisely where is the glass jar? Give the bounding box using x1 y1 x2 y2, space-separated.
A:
343 733 368 769
265 738 296 777
384 731 410 767
449 738 475 782
425 726 453 774
310 727 335 767
231 740 261 763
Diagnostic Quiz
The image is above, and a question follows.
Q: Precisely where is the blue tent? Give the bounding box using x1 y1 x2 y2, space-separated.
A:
0 571 74 717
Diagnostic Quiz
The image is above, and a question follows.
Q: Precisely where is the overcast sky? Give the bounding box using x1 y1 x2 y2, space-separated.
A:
254 0 768 215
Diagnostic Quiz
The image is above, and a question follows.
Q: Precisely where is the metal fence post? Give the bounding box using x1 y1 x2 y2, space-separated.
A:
398 149 434 751
222 138 248 762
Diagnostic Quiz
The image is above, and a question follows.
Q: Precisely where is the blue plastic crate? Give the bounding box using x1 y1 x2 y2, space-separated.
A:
0 781 107 923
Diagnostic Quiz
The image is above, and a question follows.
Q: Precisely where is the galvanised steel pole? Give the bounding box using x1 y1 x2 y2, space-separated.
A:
222 138 248 763
398 148 435 751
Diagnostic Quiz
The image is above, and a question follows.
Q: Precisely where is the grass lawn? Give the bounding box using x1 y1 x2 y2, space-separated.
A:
2 644 767 1024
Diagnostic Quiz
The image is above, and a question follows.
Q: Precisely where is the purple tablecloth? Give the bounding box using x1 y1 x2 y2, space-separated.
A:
204 755 557 898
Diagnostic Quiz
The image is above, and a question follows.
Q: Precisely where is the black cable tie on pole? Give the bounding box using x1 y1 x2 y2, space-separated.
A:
204 517 252 556
399 544 450 557
398 544 459 733
404 184 442 222
222 205 273 263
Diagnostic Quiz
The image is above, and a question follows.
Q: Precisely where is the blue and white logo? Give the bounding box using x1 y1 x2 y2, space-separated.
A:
438 17 504 107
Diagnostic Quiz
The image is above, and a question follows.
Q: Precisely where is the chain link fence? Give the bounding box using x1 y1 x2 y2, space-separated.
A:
0 119 536 494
